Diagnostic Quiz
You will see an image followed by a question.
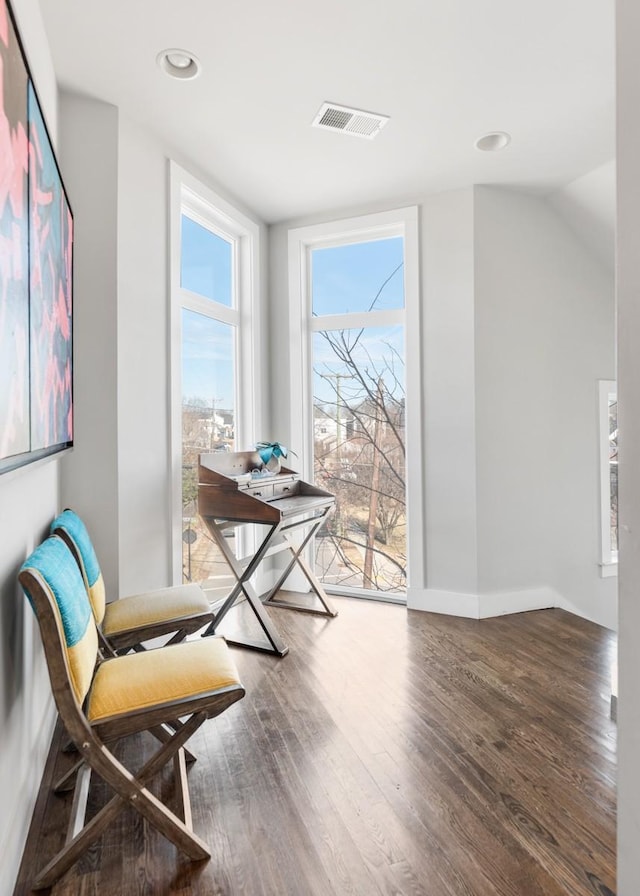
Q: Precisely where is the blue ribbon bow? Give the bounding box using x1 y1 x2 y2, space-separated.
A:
256 441 290 465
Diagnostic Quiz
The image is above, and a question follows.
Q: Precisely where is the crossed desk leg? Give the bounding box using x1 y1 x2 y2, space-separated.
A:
201 509 337 657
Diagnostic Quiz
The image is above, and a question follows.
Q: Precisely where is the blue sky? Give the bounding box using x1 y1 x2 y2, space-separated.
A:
181 309 235 410
181 214 234 407
181 231 405 413
311 237 405 406
181 215 232 306
311 236 404 316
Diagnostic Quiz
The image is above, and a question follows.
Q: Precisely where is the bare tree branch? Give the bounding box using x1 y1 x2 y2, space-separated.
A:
312 260 407 591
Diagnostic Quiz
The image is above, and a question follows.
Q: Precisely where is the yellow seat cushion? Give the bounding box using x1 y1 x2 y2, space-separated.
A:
102 583 210 636
87 637 241 723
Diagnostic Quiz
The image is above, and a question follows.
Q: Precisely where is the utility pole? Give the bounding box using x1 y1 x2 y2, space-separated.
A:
324 373 351 458
363 376 383 588
324 372 352 538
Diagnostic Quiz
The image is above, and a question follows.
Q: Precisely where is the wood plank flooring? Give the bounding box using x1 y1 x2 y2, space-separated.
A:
14 601 617 896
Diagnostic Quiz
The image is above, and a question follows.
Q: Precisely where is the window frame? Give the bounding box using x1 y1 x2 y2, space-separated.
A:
598 379 618 577
169 162 261 584
287 207 424 599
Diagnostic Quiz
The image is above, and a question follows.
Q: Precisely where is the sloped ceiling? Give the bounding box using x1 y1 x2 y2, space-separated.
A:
38 0 614 225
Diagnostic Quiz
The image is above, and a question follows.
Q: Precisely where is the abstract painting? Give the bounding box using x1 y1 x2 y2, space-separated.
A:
0 0 29 463
28 81 73 451
0 0 73 475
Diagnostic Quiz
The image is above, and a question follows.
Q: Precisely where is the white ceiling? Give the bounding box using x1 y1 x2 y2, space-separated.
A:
38 0 615 225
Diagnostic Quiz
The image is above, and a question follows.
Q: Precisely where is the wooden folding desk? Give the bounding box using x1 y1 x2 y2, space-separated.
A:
198 451 337 656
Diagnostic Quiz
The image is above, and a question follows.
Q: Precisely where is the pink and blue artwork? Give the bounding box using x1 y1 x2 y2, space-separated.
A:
0 0 73 474
28 80 73 451
0 0 30 463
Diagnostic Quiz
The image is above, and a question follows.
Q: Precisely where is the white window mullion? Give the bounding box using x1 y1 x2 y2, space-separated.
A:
401 205 424 591
178 289 239 326
311 309 404 333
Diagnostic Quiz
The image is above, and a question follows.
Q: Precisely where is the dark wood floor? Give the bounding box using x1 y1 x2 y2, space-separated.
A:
14 600 617 896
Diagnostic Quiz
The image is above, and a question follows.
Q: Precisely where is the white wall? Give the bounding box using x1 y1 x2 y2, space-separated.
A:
59 92 120 599
0 465 59 895
615 1 640 890
474 187 616 628
421 189 479 599
549 160 616 274
270 185 616 627
1 1 61 891
116 117 172 595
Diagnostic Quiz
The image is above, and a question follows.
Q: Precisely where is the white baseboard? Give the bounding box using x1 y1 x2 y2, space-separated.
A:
478 586 559 618
406 586 560 619
406 588 480 617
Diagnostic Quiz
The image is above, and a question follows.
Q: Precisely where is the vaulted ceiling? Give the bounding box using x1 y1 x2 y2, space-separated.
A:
39 0 614 226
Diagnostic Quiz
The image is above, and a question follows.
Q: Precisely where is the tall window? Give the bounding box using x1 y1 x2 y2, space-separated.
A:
312 238 406 593
288 208 423 601
599 380 618 575
170 164 259 591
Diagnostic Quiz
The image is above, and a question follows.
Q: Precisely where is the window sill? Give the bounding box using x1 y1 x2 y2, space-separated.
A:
599 561 618 579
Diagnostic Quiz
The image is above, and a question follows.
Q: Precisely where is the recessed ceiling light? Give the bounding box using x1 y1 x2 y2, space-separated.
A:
475 131 511 152
156 48 201 80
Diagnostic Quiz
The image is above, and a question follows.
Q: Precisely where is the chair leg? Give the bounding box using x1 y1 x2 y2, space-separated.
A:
164 628 189 645
173 747 192 827
66 763 92 842
33 712 210 890
54 757 85 793
150 723 197 763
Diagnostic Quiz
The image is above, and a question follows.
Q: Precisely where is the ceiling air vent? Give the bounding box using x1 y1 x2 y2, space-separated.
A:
312 102 389 140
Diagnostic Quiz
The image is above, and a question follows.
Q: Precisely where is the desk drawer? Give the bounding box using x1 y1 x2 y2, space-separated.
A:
241 483 274 500
273 481 297 498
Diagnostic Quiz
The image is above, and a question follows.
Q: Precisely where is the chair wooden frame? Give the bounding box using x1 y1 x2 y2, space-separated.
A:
51 509 215 654
19 542 245 890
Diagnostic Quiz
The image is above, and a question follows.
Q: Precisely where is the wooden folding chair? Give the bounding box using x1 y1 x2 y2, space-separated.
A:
51 508 213 654
19 535 245 890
